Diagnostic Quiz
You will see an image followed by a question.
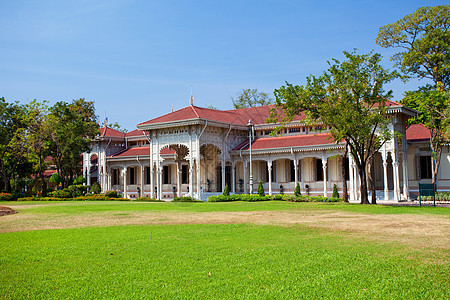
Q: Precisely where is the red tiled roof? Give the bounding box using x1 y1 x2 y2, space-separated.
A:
99 126 126 138
160 146 176 155
233 133 341 151
406 124 431 142
109 147 150 158
126 129 145 137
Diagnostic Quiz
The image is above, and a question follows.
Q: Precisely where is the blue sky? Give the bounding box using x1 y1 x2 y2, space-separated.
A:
0 0 447 130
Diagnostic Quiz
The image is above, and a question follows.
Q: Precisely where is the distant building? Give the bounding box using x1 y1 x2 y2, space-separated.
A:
83 101 449 201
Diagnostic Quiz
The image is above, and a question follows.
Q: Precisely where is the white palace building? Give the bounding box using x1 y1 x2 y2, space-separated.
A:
83 99 450 202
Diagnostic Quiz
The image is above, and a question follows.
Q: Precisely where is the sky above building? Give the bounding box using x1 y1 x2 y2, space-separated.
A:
0 0 446 130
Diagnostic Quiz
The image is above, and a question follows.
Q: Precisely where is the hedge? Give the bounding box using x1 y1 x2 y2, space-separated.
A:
0 193 14 201
207 194 342 203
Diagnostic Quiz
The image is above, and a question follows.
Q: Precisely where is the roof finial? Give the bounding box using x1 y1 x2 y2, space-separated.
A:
189 85 195 106
103 110 108 127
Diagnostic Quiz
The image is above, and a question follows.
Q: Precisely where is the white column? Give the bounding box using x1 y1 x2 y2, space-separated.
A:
293 159 298 188
156 165 161 200
221 159 225 193
189 166 193 197
150 142 154 198
231 162 236 194
382 154 389 201
140 165 144 197
123 167 127 199
177 163 181 197
268 160 273 196
322 157 328 197
393 160 400 202
243 161 247 194
348 156 354 201
300 159 304 191
196 160 201 199
402 152 409 200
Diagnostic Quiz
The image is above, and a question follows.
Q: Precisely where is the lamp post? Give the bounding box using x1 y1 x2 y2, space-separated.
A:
248 119 254 194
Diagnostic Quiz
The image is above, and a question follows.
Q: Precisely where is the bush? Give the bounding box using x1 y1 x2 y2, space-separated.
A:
91 182 101 194
332 184 339 198
173 196 200 202
223 184 230 196
257 181 265 196
0 193 14 201
294 183 301 197
207 194 342 203
52 190 72 198
135 197 164 202
105 191 119 198
49 173 62 184
67 185 88 197
76 195 110 201
73 176 86 185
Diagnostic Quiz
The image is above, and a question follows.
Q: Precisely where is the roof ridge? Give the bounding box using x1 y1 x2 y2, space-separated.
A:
191 105 200 119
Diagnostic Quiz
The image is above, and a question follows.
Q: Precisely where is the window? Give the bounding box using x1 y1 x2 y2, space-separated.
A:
420 156 432 179
290 160 295 182
129 167 136 185
113 169 119 185
316 159 323 181
146 167 151 184
163 166 170 184
290 127 302 133
182 165 188 184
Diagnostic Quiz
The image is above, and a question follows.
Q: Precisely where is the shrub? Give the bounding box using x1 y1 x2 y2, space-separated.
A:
173 196 200 202
135 197 164 202
105 191 119 198
73 176 86 185
0 193 14 201
257 181 265 196
49 173 62 184
332 184 339 198
76 195 110 201
91 182 101 194
52 190 72 198
294 183 301 197
223 184 230 196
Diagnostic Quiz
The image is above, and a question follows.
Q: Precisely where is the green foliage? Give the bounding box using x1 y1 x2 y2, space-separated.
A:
270 50 398 204
91 182 101 194
376 5 450 90
66 185 88 198
207 194 341 203
223 184 230 196
105 191 119 198
257 181 265 196
232 88 273 109
294 183 301 197
0 193 13 201
51 190 72 198
49 173 62 184
135 197 164 202
109 121 128 133
73 176 86 185
332 184 339 198
172 197 200 202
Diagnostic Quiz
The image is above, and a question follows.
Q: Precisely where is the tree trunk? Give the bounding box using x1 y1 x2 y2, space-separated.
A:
341 149 348 203
359 164 370 204
368 157 376 204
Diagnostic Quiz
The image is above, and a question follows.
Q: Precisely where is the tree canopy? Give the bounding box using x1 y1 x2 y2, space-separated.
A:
269 51 398 204
232 89 273 109
376 5 450 90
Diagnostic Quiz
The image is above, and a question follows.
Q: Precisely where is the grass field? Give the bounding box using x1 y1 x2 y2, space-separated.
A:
0 201 449 299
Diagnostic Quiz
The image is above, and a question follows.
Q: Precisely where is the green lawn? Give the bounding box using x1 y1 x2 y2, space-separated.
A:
0 201 448 299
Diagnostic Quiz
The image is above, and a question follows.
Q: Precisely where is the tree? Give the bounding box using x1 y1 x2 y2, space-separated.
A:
377 6 450 192
49 99 99 187
110 121 128 133
223 184 230 196
376 5 450 90
401 87 448 188
257 181 265 196
232 89 273 109
49 173 62 185
294 182 301 197
27 100 52 197
0 98 30 192
269 51 398 204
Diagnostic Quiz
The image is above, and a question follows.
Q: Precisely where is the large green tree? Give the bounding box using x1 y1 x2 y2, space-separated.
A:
377 5 450 190
232 89 273 109
269 51 398 204
376 5 450 89
49 99 99 187
0 98 30 192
